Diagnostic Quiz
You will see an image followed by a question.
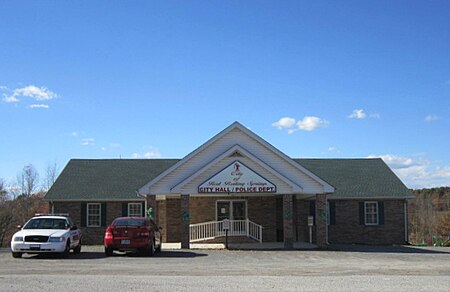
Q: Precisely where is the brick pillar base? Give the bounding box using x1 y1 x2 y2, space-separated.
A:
315 194 327 248
181 194 190 249
283 194 294 249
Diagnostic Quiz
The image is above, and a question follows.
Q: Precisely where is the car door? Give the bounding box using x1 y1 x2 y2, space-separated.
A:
68 218 81 247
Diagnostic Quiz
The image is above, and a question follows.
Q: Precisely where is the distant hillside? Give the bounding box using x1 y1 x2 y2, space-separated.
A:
409 187 450 245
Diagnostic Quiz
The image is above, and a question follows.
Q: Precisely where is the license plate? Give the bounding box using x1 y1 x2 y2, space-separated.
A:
30 245 40 250
121 240 130 245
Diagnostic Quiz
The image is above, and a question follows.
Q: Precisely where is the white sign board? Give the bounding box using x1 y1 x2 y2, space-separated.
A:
222 219 230 231
308 216 314 226
198 161 276 193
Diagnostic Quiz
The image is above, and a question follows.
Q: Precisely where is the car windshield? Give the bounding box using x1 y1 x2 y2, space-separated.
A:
114 219 146 227
23 218 68 230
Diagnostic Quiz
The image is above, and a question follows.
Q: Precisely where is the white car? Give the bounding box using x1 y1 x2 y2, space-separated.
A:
10 214 82 258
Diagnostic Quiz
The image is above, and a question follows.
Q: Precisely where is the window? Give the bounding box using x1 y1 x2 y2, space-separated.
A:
364 201 378 225
87 203 101 227
216 200 247 221
128 203 142 217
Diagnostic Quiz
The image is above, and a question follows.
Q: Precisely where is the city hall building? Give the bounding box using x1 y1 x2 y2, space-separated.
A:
45 122 413 248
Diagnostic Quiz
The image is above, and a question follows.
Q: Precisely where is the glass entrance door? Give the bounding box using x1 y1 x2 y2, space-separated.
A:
217 201 231 221
232 201 246 220
216 201 246 221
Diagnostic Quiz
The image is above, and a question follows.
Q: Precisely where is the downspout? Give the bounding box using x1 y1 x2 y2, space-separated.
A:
404 200 408 244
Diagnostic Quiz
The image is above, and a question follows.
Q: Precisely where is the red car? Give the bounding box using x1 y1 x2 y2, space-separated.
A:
104 217 162 256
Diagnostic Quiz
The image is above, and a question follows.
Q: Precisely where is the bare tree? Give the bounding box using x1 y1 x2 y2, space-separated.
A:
18 164 39 196
43 160 59 191
0 178 8 203
0 178 13 246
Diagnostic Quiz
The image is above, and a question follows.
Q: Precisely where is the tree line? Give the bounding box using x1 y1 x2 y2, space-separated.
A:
409 187 450 245
0 163 57 247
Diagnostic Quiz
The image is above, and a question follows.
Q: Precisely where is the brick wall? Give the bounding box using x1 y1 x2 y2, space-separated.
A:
53 201 144 245
53 198 407 246
328 199 406 245
164 198 181 243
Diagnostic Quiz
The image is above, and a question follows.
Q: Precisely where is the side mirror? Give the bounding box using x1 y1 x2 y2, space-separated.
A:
70 225 78 230
16 225 22 230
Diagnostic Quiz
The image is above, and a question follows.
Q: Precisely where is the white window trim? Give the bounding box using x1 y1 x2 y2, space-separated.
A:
128 203 143 217
87 203 101 227
215 200 248 221
364 201 379 226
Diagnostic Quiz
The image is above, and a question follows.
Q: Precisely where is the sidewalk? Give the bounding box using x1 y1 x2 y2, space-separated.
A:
162 241 318 250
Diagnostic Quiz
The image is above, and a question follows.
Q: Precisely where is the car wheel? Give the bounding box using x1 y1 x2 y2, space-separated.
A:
105 246 113 257
12 252 22 258
62 240 71 258
73 240 81 254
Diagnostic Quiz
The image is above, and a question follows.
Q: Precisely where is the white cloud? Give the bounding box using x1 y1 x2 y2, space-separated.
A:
297 116 329 131
81 138 95 146
272 117 296 129
13 85 57 101
348 109 367 119
2 96 20 103
110 143 120 148
144 151 161 158
368 154 450 188
273 116 329 133
29 104 49 109
70 131 79 137
2 85 57 104
131 146 162 159
424 114 439 122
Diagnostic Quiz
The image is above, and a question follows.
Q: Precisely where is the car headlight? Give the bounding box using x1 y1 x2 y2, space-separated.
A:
14 236 23 242
48 236 65 242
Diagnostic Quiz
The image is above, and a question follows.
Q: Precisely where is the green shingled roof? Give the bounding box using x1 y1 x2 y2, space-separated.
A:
296 158 413 199
45 159 179 201
45 158 412 201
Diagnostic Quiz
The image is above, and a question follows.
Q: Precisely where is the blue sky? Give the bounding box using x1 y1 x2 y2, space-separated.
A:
0 1 449 189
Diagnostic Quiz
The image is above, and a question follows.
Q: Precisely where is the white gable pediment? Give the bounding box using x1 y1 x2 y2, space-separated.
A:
139 122 334 195
170 145 302 194
198 160 276 194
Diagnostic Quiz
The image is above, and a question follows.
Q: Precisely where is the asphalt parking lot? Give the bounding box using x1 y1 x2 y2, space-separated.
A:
0 245 449 291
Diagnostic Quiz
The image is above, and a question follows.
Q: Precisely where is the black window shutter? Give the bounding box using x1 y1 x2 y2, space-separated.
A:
359 202 365 225
309 200 316 225
329 201 336 225
101 203 107 227
378 201 384 225
122 203 128 217
81 203 87 227
141 202 146 217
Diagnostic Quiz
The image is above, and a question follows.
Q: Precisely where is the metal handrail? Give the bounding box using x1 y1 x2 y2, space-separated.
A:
189 219 262 243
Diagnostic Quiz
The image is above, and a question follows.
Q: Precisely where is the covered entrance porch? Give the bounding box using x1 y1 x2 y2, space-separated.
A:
144 193 329 249
138 122 334 249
